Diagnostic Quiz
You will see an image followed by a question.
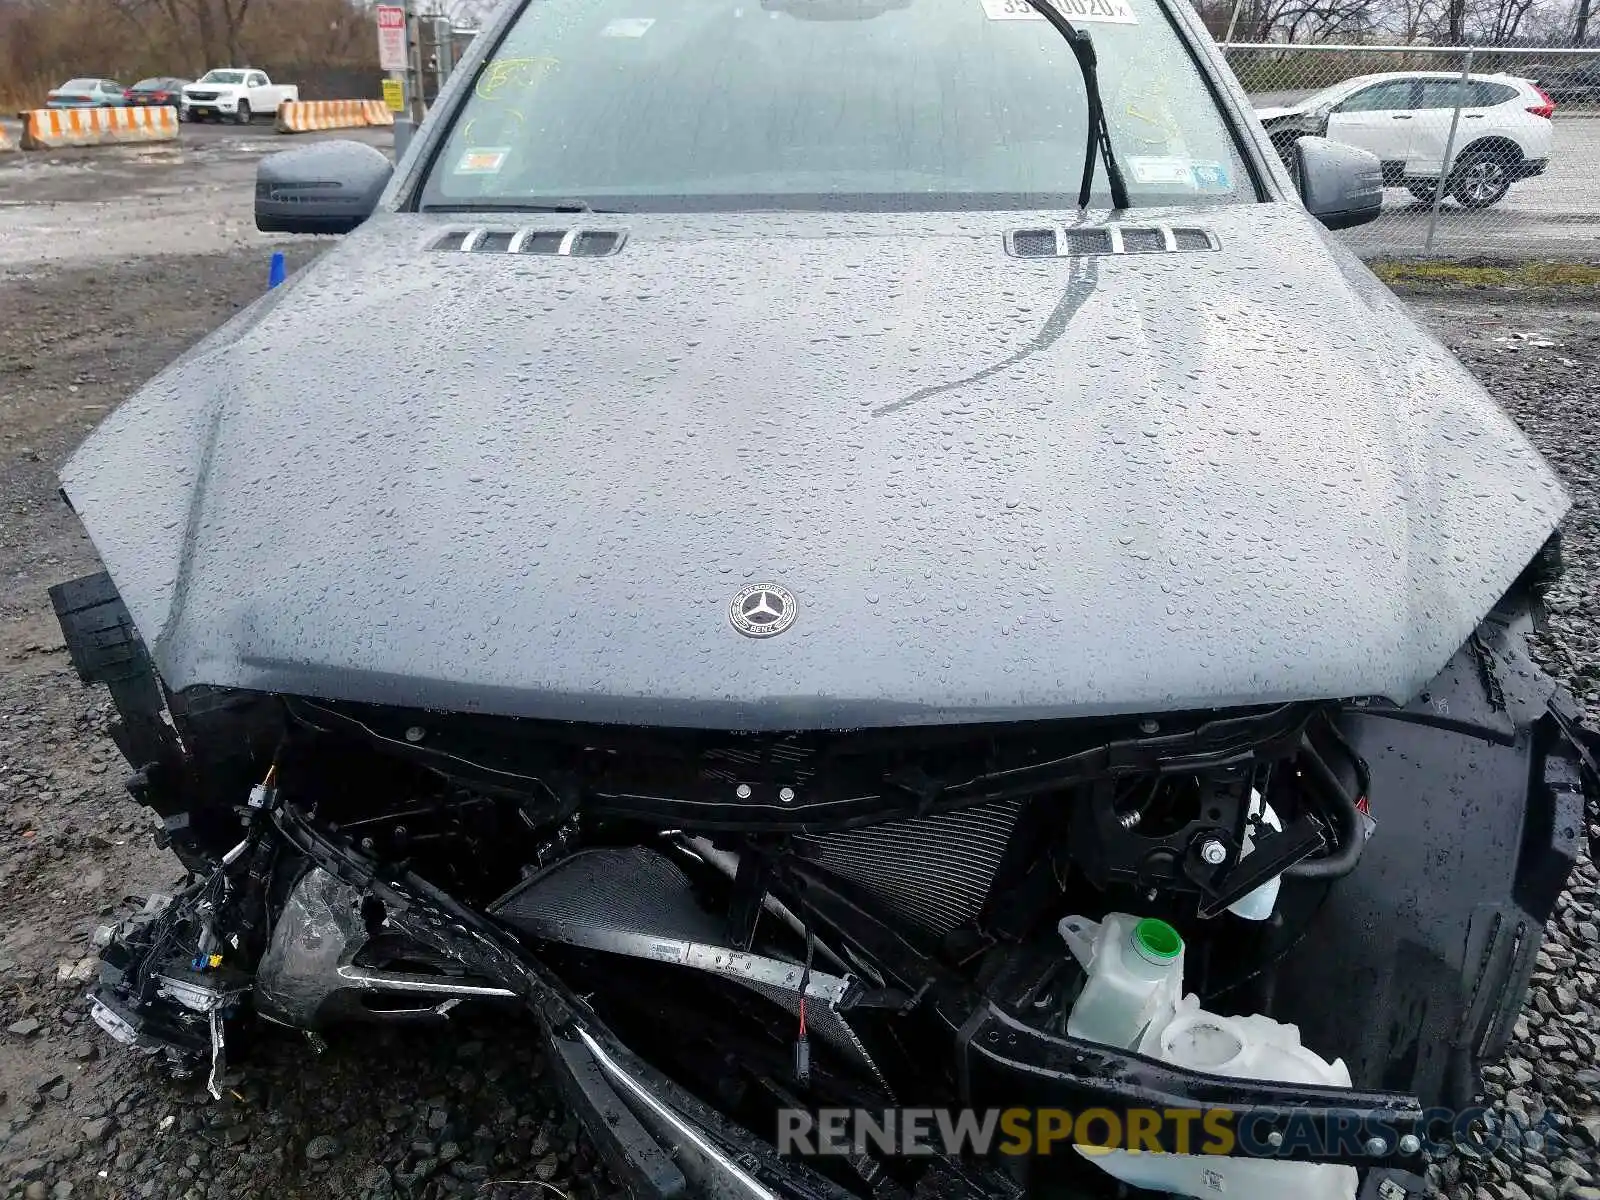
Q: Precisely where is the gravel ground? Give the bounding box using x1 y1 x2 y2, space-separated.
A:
1421 299 1600 1199
0 248 608 1200
0 127 393 271
1 251 1598 1200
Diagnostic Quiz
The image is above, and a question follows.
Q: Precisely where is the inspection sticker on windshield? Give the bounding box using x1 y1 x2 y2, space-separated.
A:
455 146 509 175
1128 156 1193 185
979 0 1137 24
602 16 655 35
1128 157 1232 190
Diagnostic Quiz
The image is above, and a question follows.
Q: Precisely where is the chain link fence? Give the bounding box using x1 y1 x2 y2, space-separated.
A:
1219 43 1600 257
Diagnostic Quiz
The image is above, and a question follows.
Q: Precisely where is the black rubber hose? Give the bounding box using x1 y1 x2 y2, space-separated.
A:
1283 737 1366 880
1321 719 1372 810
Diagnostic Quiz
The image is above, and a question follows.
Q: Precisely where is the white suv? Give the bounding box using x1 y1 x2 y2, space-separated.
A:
1257 71 1555 208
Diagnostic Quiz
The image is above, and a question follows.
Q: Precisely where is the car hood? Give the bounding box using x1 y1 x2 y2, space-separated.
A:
1254 106 1302 121
59 204 1568 729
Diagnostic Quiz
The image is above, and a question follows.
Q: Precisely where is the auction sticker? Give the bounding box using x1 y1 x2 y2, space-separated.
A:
455 147 509 175
602 16 655 35
979 0 1138 23
1127 156 1193 185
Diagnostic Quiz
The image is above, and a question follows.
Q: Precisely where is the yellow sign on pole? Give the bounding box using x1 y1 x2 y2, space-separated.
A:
382 78 405 112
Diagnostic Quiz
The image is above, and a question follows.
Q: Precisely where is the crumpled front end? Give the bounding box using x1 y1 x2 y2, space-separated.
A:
49 554 1600 1200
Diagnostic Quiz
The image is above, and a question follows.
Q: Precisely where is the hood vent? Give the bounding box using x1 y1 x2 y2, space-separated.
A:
430 228 627 257
1005 225 1216 258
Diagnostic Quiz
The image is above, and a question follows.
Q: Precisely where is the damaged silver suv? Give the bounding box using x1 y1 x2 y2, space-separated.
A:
49 0 1600 1196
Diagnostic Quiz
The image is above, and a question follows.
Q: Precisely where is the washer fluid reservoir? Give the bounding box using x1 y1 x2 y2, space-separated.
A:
1060 916 1358 1200
1058 913 1184 1050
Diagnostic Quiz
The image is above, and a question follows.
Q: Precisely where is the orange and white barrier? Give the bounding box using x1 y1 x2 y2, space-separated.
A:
20 105 178 150
0 123 15 152
361 100 396 127
275 100 378 133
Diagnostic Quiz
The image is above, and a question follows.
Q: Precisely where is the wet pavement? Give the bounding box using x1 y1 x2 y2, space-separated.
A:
0 124 394 271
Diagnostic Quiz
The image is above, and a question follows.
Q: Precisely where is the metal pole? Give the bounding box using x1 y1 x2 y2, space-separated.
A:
1424 48 1473 255
438 22 456 82
433 17 450 98
407 1 426 123
1224 0 1245 43
393 85 414 160
391 0 418 157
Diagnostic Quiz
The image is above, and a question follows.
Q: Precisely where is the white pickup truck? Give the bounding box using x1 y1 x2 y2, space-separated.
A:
181 69 299 124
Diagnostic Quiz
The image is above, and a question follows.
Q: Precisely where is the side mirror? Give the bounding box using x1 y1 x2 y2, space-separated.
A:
1290 136 1383 231
255 140 394 235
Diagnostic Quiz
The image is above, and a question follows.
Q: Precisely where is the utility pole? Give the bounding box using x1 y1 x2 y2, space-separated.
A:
1577 0 1592 45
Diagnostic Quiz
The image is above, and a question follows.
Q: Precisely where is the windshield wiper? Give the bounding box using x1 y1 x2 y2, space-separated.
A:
1021 0 1130 210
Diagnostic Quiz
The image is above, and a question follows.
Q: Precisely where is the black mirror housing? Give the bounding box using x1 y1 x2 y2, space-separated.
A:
1290 136 1383 232
255 141 395 235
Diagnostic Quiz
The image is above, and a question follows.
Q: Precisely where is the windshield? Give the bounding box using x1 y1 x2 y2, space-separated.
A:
421 0 1250 211
201 70 247 83
61 79 98 90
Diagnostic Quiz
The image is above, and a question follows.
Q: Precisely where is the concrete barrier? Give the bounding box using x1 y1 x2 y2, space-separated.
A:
275 100 377 133
20 106 178 150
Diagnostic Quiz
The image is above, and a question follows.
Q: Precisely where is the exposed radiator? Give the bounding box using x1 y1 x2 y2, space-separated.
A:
791 801 1023 936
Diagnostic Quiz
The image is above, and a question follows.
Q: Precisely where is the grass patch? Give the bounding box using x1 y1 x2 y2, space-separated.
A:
1373 260 1600 291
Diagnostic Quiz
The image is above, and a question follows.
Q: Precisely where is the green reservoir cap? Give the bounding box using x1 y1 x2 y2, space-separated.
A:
1132 918 1183 964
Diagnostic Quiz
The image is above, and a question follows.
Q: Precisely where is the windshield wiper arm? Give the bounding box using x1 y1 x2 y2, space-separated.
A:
1021 0 1131 210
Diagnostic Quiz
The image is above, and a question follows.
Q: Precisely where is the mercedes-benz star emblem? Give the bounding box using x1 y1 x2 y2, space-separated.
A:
729 583 797 639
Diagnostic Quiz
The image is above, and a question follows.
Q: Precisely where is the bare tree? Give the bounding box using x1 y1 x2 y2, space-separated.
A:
219 0 252 63
1483 0 1535 38
1236 0 1386 41
1430 0 1544 41
1394 0 1447 39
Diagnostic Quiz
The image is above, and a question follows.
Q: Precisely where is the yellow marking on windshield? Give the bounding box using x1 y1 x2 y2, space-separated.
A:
475 56 559 101
1122 97 1182 149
